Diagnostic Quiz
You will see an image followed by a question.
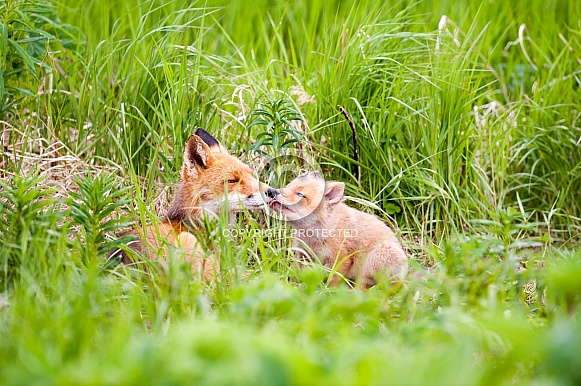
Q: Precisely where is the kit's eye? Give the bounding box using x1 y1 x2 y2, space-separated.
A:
228 179 239 184
297 192 304 198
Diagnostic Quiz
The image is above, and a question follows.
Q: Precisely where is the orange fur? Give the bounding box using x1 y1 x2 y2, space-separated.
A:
109 129 267 280
267 172 408 289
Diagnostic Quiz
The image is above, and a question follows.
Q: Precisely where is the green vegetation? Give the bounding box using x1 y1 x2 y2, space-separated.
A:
1 0 580 384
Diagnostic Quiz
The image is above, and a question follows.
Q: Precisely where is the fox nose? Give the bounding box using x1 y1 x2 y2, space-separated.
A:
266 188 278 199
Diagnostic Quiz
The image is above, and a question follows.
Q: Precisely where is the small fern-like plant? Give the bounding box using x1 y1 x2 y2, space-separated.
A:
0 175 63 290
70 174 134 264
247 97 305 157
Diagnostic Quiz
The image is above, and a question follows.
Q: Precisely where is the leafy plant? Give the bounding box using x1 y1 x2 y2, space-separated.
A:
70 174 134 263
0 0 82 116
247 96 305 157
0 174 64 290
544 249 581 316
471 207 546 259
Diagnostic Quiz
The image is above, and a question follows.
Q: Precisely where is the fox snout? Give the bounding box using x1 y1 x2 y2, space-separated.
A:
266 188 279 199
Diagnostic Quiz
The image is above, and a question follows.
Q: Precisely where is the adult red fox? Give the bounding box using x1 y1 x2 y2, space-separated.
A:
110 128 267 279
266 172 408 289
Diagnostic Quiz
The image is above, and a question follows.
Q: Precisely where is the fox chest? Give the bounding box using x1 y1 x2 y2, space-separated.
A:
293 234 360 265
292 235 331 262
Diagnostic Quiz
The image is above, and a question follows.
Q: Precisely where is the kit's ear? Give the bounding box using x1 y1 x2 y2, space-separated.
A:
324 182 345 205
309 171 323 180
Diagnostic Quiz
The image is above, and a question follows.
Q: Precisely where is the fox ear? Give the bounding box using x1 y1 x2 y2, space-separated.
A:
183 134 214 171
309 171 323 180
194 128 222 151
324 182 345 205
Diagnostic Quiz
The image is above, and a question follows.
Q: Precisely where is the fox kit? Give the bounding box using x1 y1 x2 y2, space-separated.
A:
266 172 407 289
109 128 267 279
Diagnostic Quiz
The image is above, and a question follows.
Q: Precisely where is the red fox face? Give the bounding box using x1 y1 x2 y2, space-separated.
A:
167 129 268 221
266 172 345 222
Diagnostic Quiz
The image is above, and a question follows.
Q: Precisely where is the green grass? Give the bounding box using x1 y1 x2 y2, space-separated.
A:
1 0 581 384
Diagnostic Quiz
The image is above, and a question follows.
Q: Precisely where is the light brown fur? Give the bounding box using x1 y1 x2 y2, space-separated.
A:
267 172 408 289
109 128 267 280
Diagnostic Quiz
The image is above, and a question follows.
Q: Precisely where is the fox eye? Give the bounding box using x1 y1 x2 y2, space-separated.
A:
228 179 239 184
297 192 304 198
